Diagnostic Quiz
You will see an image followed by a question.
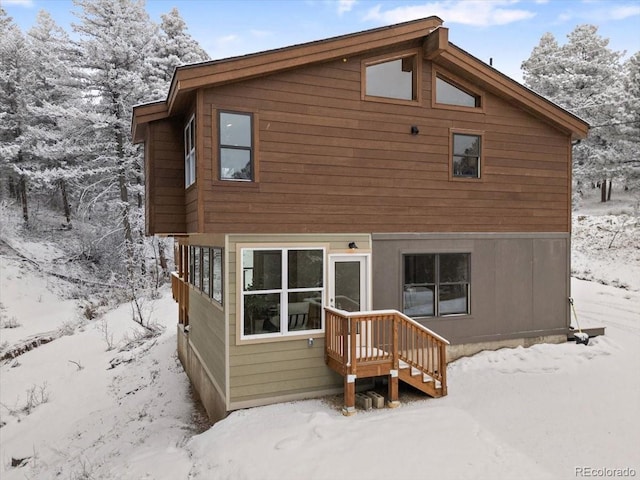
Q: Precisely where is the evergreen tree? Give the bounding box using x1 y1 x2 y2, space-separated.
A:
71 0 157 292
0 7 32 220
145 7 210 101
522 25 628 200
614 52 640 190
19 10 81 226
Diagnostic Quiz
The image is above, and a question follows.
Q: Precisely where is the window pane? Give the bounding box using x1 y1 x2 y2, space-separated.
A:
439 284 468 315
453 155 479 177
436 77 479 107
189 246 195 284
440 254 469 282
287 292 321 331
242 250 281 291
335 261 361 312
220 112 251 147
193 247 201 290
202 248 210 295
244 293 281 335
404 254 435 285
366 57 415 100
403 285 435 317
212 248 223 303
221 148 251 180
453 134 480 156
288 249 323 289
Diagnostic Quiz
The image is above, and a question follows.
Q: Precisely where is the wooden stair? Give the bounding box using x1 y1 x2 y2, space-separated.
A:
325 307 449 414
398 362 443 398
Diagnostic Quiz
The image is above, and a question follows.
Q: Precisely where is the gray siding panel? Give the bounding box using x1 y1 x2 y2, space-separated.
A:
372 233 569 344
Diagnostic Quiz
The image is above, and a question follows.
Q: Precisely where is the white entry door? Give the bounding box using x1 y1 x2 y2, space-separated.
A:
328 254 370 312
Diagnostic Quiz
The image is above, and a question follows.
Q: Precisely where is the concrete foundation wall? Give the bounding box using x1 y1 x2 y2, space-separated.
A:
177 326 227 424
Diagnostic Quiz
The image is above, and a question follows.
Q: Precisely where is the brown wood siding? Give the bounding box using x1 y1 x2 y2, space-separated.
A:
146 119 186 235
195 45 571 234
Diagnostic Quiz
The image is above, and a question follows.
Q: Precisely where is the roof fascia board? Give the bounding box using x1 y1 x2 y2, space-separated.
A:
423 26 448 60
166 17 443 113
439 46 589 139
423 27 588 139
131 102 169 143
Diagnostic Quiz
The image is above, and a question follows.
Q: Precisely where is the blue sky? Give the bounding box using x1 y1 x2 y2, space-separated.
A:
3 0 639 82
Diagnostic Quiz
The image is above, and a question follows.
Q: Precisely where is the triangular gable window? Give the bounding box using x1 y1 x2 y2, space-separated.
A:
436 76 481 108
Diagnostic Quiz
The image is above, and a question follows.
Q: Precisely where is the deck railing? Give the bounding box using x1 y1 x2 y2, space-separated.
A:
325 307 449 411
171 272 189 325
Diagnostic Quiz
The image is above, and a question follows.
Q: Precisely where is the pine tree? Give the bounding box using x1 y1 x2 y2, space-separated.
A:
614 52 640 190
19 10 81 226
522 25 627 200
0 7 32 220
144 7 210 101
71 0 157 293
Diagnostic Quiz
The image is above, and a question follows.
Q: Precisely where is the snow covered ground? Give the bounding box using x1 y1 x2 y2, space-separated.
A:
1 192 639 479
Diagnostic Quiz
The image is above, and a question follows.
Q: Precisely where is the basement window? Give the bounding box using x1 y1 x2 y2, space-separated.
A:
403 253 470 317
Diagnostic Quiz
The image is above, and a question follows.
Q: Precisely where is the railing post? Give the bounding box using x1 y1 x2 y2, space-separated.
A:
388 315 400 408
439 343 448 396
342 315 356 415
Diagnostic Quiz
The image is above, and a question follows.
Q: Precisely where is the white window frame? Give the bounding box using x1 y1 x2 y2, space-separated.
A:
240 247 325 340
184 115 196 187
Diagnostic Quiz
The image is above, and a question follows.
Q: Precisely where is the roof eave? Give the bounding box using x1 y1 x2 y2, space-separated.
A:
424 28 590 140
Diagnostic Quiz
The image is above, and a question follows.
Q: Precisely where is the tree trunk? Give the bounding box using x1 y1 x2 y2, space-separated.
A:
8 176 16 198
600 179 607 202
607 180 612 201
158 239 168 274
59 179 72 227
18 176 29 222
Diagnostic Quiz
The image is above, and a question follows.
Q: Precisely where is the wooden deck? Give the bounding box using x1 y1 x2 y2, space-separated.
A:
325 307 449 414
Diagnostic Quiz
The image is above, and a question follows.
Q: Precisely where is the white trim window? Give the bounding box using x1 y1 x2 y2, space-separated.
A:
184 115 196 187
241 247 325 338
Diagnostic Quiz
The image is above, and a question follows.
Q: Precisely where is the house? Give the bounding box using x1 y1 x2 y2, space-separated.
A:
131 17 589 422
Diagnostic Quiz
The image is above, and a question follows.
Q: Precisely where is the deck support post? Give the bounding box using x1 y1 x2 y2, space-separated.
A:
342 374 357 416
387 369 400 408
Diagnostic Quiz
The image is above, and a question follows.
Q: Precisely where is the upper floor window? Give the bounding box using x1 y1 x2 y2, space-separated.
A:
403 253 470 317
364 54 418 102
452 132 482 179
436 76 481 108
184 115 196 187
219 111 253 181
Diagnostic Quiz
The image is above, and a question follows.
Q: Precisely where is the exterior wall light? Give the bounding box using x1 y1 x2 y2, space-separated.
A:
411 125 419 135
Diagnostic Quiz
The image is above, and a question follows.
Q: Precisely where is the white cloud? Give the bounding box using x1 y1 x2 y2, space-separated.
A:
217 34 239 45
337 0 356 15
364 0 536 27
554 2 640 23
607 4 640 20
2 0 34 6
250 29 273 39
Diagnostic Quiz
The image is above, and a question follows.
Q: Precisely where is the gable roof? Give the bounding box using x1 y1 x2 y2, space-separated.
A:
132 17 588 142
